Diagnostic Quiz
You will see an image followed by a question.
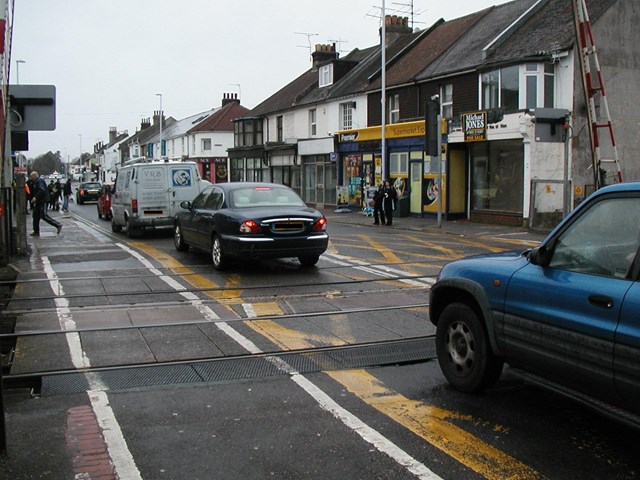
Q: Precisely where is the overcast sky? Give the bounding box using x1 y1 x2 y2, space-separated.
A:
11 0 512 161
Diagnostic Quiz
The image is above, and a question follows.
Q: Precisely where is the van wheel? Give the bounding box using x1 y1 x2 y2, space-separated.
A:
111 217 122 233
211 235 226 271
126 217 139 238
174 224 189 252
435 302 503 393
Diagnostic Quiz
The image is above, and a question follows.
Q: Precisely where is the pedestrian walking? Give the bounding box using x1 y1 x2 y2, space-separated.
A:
47 180 55 210
29 171 62 236
24 178 33 213
372 182 385 225
381 179 397 226
62 178 72 212
52 179 62 211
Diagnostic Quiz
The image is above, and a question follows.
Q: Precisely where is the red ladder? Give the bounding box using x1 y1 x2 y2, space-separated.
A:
573 0 622 187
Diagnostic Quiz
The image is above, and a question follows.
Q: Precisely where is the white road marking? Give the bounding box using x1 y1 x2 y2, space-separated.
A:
41 256 141 480
113 245 439 479
323 252 434 287
89 391 143 480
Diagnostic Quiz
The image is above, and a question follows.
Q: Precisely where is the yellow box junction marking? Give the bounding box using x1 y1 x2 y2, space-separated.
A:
130 243 241 302
327 370 543 480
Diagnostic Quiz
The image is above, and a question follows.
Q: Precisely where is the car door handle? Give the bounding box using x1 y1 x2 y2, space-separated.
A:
588 294 614 309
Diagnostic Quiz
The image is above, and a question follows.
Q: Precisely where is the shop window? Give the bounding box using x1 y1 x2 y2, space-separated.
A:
230 158 244 182
390 152 409 177
344 154 362 205
471 140 524 213
309 109 317 136
388 94 400 124
246 157 263 182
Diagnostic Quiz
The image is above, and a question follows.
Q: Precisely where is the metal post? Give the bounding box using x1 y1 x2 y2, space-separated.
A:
16 60 25 85
1 351 6 455
156 94 163 159
381 0 386 181
437 114 443 228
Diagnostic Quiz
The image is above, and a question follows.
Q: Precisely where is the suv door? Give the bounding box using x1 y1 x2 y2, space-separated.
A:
502 194 640 405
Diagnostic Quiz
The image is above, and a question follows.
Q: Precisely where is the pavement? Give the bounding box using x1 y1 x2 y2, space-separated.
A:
0 207 548 478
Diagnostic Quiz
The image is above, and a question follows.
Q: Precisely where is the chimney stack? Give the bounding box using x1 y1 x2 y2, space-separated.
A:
109 127 117 144
222 92 240 106
153 110 164 126
311 43 338 69
380 15 412 47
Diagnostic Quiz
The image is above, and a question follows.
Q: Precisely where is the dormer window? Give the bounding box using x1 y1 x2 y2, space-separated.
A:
319 64 333 87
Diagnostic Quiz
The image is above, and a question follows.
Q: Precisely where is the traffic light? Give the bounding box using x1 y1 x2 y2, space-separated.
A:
425 99 439 157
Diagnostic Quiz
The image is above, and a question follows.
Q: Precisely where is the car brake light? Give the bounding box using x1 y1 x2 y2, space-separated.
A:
312 218 327 232
239 220 261 234
132 198 138 214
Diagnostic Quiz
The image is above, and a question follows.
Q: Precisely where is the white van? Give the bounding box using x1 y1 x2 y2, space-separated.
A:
111 159 210 237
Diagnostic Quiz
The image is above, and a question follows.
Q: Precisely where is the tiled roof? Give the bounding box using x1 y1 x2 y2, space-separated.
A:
242 0 619 119
415 0 536 80
247 69 319 117
368 13 486 90
188 101 250 133
482 0 617 67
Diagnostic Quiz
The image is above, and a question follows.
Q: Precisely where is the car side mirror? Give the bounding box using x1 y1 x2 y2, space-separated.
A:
180 200 192 209
529 245 551 267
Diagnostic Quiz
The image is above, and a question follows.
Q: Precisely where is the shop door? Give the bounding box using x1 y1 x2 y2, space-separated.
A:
410 161 423 215
448 149 467 216
316 163 325 208
304 163 317 204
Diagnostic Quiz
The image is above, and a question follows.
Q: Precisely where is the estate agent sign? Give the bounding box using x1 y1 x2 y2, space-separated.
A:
462 111 487 142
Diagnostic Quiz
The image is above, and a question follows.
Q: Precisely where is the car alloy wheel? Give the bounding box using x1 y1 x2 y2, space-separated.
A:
435 302 503 392
211 235 226 271
174 224 189 252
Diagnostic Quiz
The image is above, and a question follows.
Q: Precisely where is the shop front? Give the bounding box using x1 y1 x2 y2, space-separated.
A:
449 111 527 226
337 121 445 218
298 137 336 207
192 157 229 184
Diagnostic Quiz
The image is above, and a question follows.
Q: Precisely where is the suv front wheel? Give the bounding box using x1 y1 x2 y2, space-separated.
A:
435 302 504 393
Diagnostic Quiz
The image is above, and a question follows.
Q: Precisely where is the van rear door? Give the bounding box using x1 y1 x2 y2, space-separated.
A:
138 165 170 218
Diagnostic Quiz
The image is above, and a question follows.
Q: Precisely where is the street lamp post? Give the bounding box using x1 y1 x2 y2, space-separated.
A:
16 60 25 84
156 93 163 159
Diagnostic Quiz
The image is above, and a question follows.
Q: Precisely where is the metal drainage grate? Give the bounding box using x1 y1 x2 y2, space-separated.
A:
39 337 436 396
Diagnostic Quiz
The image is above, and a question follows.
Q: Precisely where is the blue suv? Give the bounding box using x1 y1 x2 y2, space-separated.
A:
429 182 640 422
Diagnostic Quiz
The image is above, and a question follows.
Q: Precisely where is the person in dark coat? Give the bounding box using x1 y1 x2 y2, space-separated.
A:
381 179 397 226
25 177 35 212
29 171 62 236
372 182 385 225
62 178 72 212
52 179 62 211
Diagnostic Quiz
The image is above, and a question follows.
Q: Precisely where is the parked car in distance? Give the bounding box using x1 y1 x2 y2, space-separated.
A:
76 181 102 204
97 183 114 220
174 182 329 270
429 182 640 423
